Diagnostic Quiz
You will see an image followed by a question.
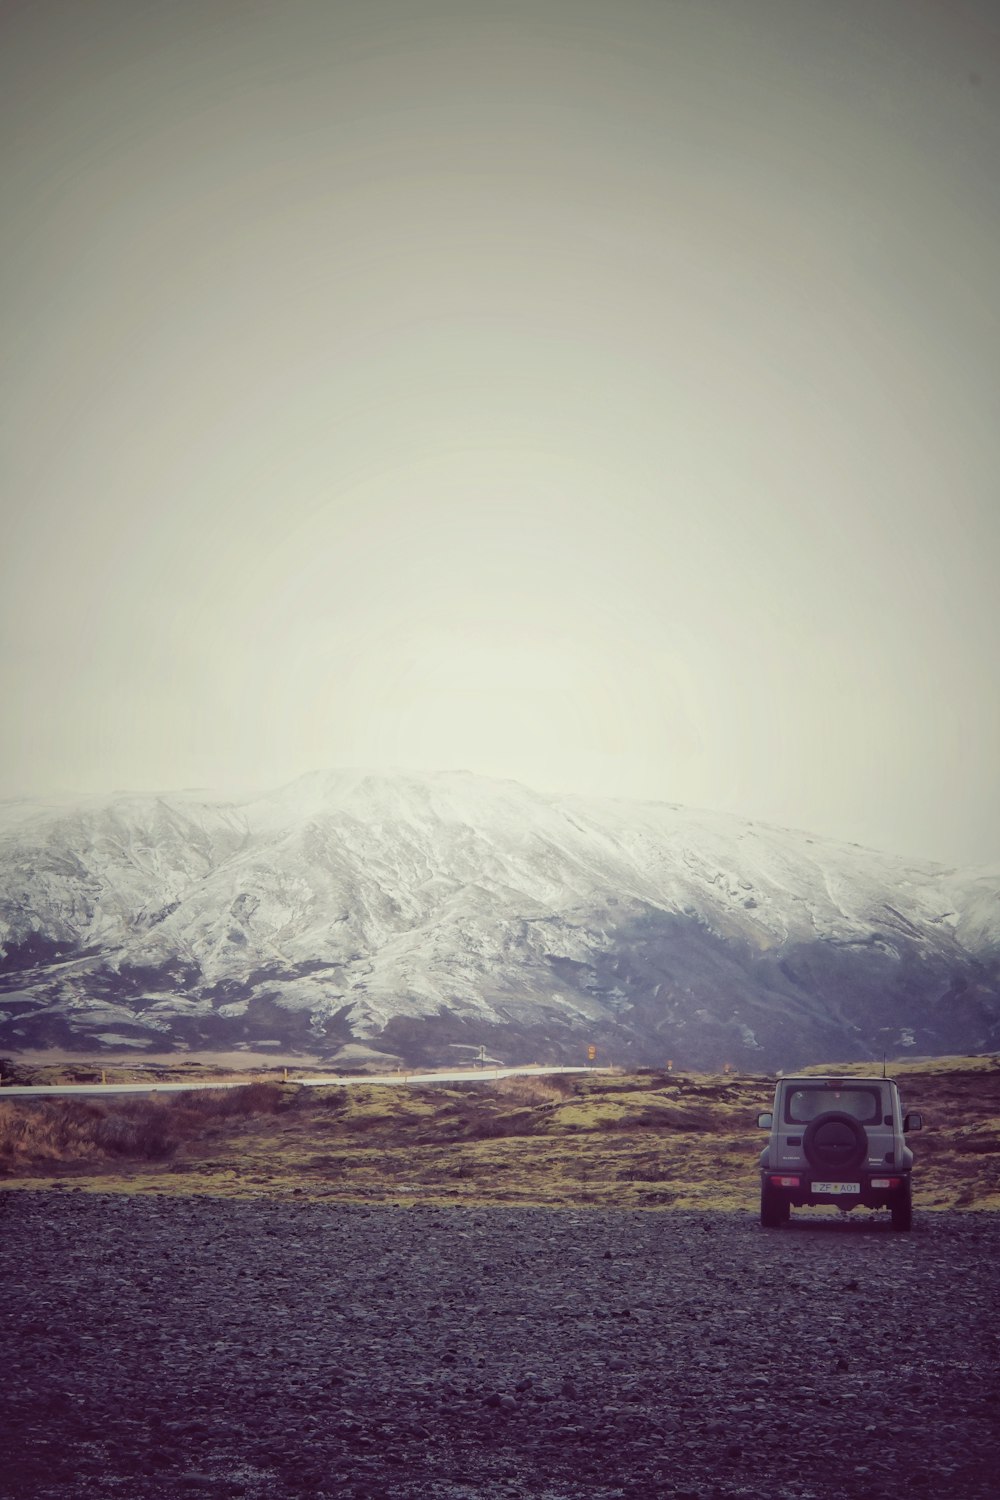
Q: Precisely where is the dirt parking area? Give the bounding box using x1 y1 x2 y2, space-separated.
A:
1 1192 997 1499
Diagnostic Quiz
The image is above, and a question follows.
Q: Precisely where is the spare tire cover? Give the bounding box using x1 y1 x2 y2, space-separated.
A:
802 1111 868 1172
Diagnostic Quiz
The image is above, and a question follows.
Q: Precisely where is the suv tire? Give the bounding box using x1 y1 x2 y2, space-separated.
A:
760 1181 784 1229
891 1179 912 1232
802 1111 868 1173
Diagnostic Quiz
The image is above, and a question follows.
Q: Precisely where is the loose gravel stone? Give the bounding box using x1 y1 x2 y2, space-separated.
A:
1 1193 998 1498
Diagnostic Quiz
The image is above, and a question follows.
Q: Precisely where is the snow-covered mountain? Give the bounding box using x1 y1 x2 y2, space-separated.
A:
1 770 997 1070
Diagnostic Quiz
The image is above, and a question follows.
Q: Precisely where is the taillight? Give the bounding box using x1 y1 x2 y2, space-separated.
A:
770 1175 800 1187
870 1177 902 1189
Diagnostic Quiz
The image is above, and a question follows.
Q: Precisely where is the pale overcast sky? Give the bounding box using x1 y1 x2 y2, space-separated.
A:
2 0 998 865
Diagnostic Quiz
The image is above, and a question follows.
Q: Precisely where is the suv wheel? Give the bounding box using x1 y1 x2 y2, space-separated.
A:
891 1179 912 1232
760 1181 784 1229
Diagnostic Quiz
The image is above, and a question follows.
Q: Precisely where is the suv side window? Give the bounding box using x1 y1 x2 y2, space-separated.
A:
784 1087 882 1124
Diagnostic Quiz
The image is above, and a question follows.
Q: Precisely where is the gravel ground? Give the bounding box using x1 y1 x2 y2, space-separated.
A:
1 1192 998 1500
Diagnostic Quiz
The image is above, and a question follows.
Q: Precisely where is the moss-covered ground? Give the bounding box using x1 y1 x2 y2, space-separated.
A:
1 1058 998 1211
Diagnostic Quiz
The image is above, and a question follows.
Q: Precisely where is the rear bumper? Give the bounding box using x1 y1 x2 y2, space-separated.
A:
761 1171 910 1209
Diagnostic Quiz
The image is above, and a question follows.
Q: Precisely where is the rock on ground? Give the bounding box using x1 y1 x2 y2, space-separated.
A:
1 1192 998 1499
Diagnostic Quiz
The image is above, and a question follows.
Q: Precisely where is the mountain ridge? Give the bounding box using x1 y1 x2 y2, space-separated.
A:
1 770 997 1069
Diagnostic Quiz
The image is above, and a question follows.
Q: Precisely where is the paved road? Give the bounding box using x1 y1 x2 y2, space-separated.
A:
1 1064 602 1099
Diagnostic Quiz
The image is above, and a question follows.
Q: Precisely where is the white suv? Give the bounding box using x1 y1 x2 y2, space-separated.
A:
756 1075 922 1231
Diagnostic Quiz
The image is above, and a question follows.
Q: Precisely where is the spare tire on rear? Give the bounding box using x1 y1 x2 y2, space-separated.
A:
802 1111 868 1173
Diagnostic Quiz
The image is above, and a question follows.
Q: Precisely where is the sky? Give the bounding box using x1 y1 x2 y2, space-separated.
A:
2 0 999 866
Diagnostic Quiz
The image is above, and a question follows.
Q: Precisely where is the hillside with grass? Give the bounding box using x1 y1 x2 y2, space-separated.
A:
2 1057 997 1213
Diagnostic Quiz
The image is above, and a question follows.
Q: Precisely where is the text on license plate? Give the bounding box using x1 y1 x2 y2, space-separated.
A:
812 1182 860 1195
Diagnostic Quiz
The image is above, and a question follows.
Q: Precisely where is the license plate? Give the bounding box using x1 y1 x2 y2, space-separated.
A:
812 1182 860 1195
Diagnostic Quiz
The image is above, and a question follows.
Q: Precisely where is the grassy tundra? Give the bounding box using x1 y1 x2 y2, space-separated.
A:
1 1059 998 1212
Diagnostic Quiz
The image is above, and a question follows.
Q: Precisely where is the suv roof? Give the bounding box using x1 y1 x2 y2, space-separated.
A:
779 1074 896 1085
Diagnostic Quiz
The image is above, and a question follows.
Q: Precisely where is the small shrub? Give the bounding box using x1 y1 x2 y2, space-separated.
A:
313 1088 350 1112
171 1083 287 1119
490 1074 577 1107
92 1109 176 1160
0 1098 178 1170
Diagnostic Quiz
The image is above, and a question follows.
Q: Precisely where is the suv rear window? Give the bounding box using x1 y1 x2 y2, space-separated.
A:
784 1087 882 1124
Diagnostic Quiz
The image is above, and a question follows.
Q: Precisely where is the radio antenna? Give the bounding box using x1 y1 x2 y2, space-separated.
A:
882 1051 887 1079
